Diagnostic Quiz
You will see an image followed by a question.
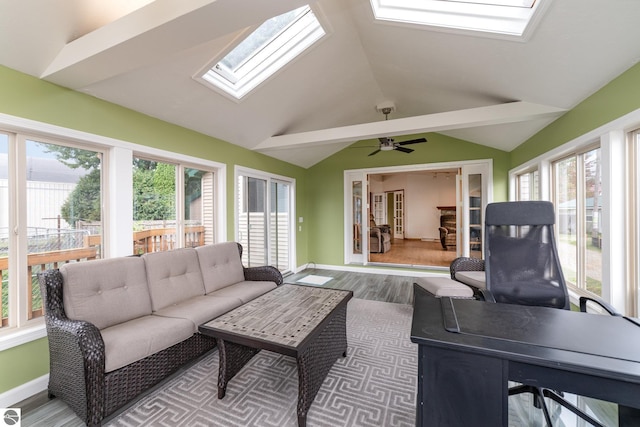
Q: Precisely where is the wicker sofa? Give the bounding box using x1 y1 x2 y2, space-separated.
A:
38 241 283 426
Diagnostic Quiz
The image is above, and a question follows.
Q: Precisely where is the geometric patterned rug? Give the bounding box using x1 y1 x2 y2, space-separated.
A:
105 298 417 427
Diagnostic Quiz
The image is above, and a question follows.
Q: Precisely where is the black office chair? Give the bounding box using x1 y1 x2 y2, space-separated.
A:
483 201 617 427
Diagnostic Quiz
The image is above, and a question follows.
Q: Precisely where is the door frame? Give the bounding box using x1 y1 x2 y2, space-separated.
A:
344 159 493 266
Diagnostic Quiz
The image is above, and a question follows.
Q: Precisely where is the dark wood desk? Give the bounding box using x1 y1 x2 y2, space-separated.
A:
410 284 640 426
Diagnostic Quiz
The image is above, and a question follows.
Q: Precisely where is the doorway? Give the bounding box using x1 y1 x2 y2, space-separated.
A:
344 160 492 269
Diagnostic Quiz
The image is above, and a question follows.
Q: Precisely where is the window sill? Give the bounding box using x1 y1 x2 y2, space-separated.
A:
0 322 46 352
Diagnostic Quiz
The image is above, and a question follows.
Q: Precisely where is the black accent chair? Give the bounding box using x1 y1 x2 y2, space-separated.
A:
464 201 619 427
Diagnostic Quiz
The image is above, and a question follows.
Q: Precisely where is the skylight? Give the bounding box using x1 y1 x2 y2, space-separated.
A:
369 0 547 39
198 5 326 100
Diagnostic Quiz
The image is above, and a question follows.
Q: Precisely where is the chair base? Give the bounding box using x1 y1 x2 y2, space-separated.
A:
509 384 605 427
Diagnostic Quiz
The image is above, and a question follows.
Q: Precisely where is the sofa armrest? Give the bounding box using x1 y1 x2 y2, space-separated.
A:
235 242 284 285
38 269 107 425
244 265 284 285
449 257 485 280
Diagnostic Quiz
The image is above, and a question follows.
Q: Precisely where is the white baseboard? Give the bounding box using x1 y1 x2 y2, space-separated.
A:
295 263 447 277
0 374 48 408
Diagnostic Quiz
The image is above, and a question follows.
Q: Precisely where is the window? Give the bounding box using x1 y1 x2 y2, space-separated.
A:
1 135 104 330
516 169 539 200
369 0 548 39
198 5 326 100
236 169 294 272
553 147 602 297
133 157 216 254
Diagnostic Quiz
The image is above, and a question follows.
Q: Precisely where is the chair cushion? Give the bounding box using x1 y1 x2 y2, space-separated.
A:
415 277 474 298
101 314 194 372
61 257 151 330
195 242 245 293
143 248 205 311
455 271 486 289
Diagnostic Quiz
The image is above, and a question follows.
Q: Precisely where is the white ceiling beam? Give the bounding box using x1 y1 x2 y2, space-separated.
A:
41 0 308 89
253 101 566 151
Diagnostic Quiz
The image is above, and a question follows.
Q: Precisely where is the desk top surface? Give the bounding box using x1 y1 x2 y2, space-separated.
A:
411 284 640 382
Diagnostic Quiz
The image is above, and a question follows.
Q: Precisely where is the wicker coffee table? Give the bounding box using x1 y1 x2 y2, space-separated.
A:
199 284 353 427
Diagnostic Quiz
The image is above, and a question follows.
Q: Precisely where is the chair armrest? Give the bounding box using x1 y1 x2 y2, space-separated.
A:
449 257 485 280
579 296 621 316
477 288 496 303
243 265 284 285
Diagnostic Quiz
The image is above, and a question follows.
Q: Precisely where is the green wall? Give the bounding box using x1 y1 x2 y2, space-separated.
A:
305 133 511 266
3 57 640 400
0 65 308 395
511 62 640 168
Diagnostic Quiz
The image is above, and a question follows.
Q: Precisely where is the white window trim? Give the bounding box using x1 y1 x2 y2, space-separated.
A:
234 165 296 272
0 112 227 349
369 0 552 41
509 107 640 315
196 4 330 101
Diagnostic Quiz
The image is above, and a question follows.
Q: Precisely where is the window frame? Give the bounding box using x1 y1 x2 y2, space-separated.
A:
234 166 296 273
509 111 639 315
197 4 328 100
369 0 551 40
0 112 226 350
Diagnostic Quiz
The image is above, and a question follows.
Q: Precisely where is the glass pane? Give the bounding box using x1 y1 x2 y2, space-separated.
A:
133 158 176 254
26 140 102 320
518 170 539 201
584 148 602 296
469 174 482 258
237 175 267 267
220 6 307 71
184 167 214 248
555 156 577 285
270 180 290 271
0 134 8 327
353 182 362 254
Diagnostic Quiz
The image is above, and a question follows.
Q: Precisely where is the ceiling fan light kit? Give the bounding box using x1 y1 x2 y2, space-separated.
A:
368 104 427 156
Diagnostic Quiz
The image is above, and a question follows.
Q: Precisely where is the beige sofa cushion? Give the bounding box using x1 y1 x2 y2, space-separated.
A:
101 314 194 372
415 276 474 299
61 257 151 330
208 280 277 304
454 270 486 289
153 295 243 332
143 248 205 311
195 242 245 294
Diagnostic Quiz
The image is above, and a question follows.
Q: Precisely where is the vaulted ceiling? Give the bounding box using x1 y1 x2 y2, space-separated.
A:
2 0 640 167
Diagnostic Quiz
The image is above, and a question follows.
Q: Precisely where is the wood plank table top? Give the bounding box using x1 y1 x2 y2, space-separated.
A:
200 284 352 351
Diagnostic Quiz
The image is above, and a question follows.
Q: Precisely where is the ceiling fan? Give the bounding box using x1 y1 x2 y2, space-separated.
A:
368 107 427 156
369 135 427 156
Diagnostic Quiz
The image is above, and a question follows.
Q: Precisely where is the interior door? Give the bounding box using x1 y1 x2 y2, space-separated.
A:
393 190 404 240
460 163 491 258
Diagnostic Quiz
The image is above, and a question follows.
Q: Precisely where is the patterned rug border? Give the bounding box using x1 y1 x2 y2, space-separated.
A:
105 298 417 427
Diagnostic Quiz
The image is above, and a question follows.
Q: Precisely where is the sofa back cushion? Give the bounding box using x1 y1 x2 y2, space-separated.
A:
143 248 205 311
60 257 152 330
196 242 245 294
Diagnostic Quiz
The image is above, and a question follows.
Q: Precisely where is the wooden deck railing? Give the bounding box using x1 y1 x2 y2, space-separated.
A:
0 247 98 325
0 225 206 325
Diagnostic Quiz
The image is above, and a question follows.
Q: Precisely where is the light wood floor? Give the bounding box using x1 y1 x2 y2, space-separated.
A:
368 238 457 267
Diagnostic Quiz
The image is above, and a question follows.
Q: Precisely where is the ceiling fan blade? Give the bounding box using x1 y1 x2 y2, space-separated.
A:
397 138 427 146
368 149 381 156
395 146 414 154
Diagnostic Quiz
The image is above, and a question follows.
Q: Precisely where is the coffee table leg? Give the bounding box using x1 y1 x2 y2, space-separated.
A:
296 305 348 426
217 339 260 399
